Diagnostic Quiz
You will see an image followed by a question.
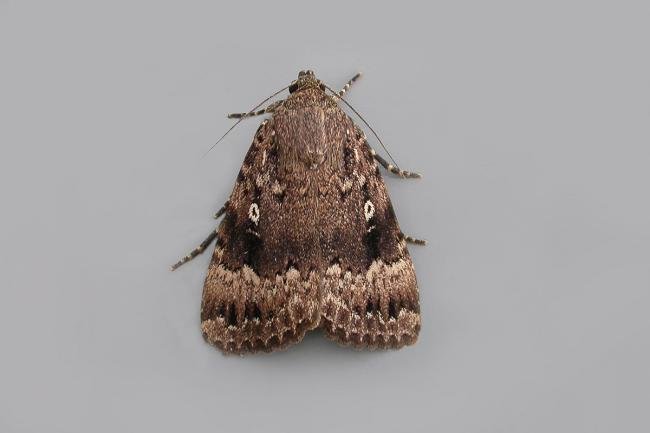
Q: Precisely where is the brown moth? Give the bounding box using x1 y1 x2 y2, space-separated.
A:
172 70 425 354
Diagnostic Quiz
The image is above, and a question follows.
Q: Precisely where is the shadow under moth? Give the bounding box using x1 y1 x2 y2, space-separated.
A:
172 70 425 354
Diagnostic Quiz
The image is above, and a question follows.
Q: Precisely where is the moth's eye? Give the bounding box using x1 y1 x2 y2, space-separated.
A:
364 200 375 221
248 203 260 225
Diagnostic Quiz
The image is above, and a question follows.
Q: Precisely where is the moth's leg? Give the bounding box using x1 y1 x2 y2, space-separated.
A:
170 229 218 271
227 100 283 119
403 233 427 246
227 109 267 119
338 72 362 97
370 147 422 179
213 200 229 219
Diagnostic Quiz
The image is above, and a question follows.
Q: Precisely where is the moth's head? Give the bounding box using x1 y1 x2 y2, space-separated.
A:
289 69 326 94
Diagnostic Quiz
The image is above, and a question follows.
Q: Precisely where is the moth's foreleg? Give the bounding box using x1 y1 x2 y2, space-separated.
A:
403 234 427 246
213 200 229 219
338 72 362 97
227 109 267 119
227 100 283 119
170 229 218 271
371 148 422 179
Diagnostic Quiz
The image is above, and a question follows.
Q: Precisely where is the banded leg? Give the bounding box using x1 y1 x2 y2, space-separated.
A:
227 100 283 119
213 200 229 219
370 147 422 179
170 229 218 271
403 233 427 246
338 72 362 97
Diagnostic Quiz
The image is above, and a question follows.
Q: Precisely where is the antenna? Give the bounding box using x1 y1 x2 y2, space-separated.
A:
202 84 290 158
323 83 400 169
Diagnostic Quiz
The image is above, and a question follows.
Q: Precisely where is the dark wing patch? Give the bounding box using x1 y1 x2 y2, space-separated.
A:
200 120 320 354
319 128 420 349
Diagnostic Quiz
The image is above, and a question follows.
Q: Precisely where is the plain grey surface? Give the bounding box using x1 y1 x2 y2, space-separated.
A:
1 1 649 432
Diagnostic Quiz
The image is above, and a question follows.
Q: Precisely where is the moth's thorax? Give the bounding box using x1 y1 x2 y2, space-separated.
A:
273 89 348 174
282 87 338 111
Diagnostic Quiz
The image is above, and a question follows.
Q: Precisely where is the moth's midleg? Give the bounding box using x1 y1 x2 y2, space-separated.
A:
371 149 422 179
171 229 218 271
213 200 229 219
403 234 427 246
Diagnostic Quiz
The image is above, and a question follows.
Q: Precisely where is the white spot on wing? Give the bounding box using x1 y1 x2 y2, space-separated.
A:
248 203 260 225
364 200 375 221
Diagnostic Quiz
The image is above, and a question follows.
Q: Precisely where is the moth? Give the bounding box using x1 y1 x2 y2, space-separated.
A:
172 70 425 354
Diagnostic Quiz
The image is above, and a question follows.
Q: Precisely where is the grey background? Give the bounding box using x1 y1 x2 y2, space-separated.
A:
1 1 649 432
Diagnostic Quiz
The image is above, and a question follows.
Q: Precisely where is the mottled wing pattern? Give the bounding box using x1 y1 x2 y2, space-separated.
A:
200 121 321 354
319 126 421 349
